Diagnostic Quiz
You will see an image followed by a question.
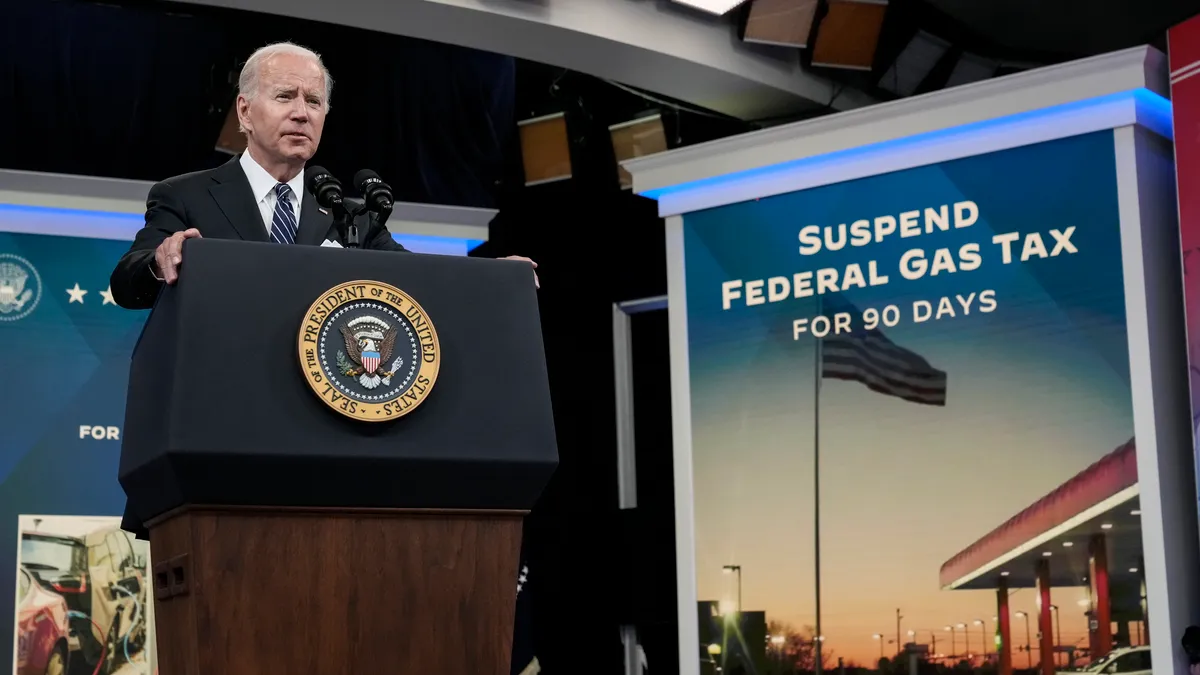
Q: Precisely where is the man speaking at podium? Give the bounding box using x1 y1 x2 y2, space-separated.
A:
109 41 536 310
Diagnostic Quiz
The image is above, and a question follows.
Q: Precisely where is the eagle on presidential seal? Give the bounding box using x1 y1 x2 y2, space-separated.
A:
337 316 405 390
0 261 35 315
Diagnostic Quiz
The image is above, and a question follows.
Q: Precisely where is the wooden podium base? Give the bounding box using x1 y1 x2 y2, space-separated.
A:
146 506 525 675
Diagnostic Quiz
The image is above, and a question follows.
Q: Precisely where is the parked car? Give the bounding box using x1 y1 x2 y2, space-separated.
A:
16 565 70 675
1065 646 1152 675
21 527 147 674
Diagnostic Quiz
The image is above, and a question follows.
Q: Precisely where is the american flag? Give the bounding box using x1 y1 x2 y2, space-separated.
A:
511 556 539 675
820 294 948 406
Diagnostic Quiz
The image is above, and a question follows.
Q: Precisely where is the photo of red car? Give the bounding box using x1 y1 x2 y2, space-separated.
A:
15 565 69 675
14 516 156 675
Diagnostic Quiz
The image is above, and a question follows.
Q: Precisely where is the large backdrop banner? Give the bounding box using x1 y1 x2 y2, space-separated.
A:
1 228 155 675
1169 14 1200 543
680 131 1146 673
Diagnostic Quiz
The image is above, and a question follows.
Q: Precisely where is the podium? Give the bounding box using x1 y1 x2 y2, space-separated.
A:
117 239 558 674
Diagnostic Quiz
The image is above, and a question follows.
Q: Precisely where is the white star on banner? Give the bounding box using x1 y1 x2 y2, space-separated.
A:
66 284 87 304
99 286 115 305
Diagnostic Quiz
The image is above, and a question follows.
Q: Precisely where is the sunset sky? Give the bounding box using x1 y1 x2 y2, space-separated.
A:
687 323 1134 665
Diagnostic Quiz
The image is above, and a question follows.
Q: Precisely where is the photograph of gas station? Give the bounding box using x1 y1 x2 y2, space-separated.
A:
695 439 1149 675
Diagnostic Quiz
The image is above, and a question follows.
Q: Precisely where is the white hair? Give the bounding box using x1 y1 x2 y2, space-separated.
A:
237 41 333 121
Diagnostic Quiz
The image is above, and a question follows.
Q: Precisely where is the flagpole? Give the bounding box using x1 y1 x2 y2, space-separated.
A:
814 294 823 675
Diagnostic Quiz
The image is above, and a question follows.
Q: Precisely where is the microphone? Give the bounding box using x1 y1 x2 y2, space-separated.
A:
353 169 394 226
305 165 344 210
306 166 361 248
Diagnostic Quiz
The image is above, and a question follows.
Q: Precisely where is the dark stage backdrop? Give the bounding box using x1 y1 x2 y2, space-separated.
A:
481 176 675 675
0 0 515 209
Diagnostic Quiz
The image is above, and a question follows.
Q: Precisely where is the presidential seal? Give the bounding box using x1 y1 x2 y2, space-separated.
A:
298 280 440 421
0 254 41 322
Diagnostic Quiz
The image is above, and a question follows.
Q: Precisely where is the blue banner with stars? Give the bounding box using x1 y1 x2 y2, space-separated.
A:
0 229 152 673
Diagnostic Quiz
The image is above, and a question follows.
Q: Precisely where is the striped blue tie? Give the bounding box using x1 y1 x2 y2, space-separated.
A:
270 183 298 244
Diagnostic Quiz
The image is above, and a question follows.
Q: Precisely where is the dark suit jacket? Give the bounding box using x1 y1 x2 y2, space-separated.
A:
113 155 408 537
110 154 407 310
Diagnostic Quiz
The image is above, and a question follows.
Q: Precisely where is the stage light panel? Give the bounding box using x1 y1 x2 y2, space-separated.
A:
671 0 750 15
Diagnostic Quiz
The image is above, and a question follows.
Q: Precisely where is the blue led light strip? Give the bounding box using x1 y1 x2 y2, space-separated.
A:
0 203 483 255
641 88 1173 202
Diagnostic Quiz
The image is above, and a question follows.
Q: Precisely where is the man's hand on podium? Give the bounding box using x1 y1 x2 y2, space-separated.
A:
152 228 203 284
500 255 539 289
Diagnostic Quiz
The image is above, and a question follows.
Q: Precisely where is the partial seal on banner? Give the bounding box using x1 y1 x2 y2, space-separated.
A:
0 253 42 322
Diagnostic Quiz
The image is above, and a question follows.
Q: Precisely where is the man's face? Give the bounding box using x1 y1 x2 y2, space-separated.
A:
237 52 327 167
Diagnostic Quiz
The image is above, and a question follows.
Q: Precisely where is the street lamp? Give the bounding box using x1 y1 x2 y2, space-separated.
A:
1015 612 1033 668
945 626 957 659
1050 605 1061 666
874 634 885 659
974 620 987 656
957 623 969 658
722 565 742 612
914 630 937 657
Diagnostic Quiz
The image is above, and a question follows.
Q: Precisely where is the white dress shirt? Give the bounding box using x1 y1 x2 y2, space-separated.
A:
239 151 305 237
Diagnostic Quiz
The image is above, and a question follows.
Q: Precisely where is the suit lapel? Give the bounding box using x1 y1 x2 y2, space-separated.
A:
295 189 334 246
208 157 270 243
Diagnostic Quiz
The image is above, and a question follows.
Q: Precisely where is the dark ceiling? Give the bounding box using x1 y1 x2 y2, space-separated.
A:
790 0 1200 119
923 0 1197 59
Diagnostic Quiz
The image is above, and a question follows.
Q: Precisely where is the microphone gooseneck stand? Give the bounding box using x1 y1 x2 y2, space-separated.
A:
335 197 369 249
